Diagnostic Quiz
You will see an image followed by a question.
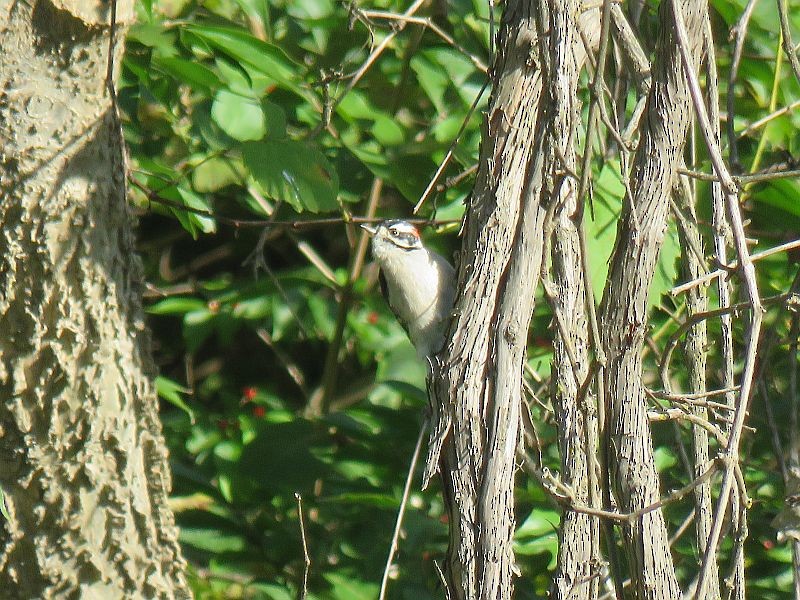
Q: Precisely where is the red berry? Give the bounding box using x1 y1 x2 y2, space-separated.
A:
243 386 258 401
252 406 266 418
367 311 379 325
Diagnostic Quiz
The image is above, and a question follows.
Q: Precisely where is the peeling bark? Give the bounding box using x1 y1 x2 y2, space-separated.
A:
426 1 601 598
598 0 708 597
0 3 190 597
546 0 601 598
427 2 546 597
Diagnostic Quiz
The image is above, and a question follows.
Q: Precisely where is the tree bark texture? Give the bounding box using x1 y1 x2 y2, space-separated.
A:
0 2 190 597
672 180 721 599
598 0 707 597
425 1 599 598
426 3 546 598
545 0 601 598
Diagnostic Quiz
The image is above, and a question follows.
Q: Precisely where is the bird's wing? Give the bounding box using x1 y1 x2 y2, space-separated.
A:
379 269 412 338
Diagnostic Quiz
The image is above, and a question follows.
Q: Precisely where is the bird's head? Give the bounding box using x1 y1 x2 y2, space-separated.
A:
361 220 423 257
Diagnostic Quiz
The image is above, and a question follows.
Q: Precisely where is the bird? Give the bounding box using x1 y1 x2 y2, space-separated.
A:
361 220 456 359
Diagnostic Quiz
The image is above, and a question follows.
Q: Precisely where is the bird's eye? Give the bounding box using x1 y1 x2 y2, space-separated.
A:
389 228 398 236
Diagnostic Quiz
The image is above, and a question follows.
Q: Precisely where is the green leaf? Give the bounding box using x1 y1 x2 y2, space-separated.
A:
127 23 178 56
371 116 405 146
232 296 272 320
183 24 304 97
587 160 679 306
425 47 482 104
307 293 336 338
756 178 800 221
336 90 383 121
322 572 379 600
650 219 680 306
515 507 561 539
248 584 294 600
183 308 215 352
212 89 266 141
410 54 449 114
155 376 195 422
514 508 559 568
322 492 398 508
242 140 339 212
153 56 221 92
179 527 247 553
146 181 216 238
177 187 217 237
654 446 678 471
0 485 10 521
192 156 245 193
514 529 558 566
147 297 208 315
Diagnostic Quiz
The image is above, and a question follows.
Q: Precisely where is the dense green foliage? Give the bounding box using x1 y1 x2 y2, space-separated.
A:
121 0 800 597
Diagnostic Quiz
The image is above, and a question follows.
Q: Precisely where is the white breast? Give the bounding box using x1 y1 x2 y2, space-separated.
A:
377 245 455 358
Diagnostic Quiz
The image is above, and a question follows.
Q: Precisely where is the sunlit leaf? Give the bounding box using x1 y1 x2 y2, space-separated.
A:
242 140 339 212
182 24 304 97
155 376 196 422
212 89 266 141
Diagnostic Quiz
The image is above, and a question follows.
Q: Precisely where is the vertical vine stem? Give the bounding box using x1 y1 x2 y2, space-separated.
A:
725 0 758 167
703 11 742 598
670 2 763 598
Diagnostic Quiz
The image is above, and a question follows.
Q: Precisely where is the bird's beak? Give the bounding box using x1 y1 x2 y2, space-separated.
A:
360 223 378 236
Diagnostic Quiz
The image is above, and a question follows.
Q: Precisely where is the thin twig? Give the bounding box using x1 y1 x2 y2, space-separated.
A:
573 0 616 221
738 98 800 138
660 293 789 387
132 176 457 230
672 3 764 596
726 0 759 167
413 78 490 214
317 0 428 135
294 493 311 600
310 178 383 415
670 238 800 296
777 0 800 87
647 408 729 448
257 329 309 398
529 459 721 524
361 10 488 72
677 166 800 184
379 422 427 600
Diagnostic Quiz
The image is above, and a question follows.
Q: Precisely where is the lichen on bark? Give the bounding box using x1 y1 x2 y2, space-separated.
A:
0 2 190 597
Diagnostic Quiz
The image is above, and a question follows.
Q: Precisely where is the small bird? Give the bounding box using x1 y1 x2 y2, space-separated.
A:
361 220 456 359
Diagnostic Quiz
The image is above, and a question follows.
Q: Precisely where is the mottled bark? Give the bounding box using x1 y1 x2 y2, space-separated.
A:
424 0 604 597
426 2 547 598
546 0 601 598
0 2 190 598
597 0 707 598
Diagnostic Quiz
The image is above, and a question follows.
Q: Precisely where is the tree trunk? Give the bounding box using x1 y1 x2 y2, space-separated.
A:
598 0 707 597
0 2 190 597
425 1 599 598
425 3 546 597
547 0 602 595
